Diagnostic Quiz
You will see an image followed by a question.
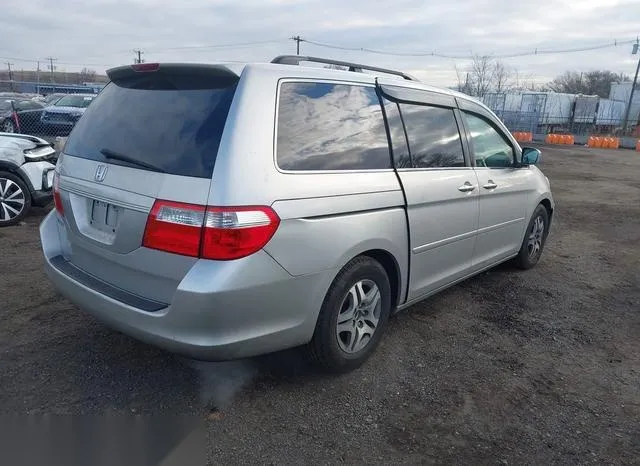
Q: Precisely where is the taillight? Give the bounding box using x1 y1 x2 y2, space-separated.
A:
201 206 280 260
143 201 205 257
131 63 159 72
53 172 63 216
142 201 280 260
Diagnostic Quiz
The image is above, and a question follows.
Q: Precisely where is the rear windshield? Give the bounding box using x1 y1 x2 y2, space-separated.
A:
63 72 238 178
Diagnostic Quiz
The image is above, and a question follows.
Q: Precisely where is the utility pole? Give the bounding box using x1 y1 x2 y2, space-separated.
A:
6 62 14 92
622 38 640 135
290 36 303 55
46 57 57 85
133 49 144 64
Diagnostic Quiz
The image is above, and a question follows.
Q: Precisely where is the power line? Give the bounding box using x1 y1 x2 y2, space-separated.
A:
2 36 638 71
144 39 283 53
300 37 639 60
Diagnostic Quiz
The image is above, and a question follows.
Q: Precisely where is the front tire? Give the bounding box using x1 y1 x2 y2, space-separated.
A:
0 171 31 227
514 204 549 269
1 119 15 133
308 256 392 373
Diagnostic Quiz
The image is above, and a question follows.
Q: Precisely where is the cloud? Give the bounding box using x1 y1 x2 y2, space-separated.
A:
0 0 638 87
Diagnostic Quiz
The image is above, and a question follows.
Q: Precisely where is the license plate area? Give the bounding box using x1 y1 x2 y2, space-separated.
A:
90 200 120 234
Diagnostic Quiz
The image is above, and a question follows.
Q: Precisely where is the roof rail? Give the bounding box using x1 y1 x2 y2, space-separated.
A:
271 55 419 81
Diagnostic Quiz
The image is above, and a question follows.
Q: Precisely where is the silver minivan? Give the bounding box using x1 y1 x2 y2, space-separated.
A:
40 56 554 372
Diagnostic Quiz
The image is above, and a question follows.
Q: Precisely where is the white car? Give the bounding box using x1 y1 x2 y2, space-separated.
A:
0 133 57 226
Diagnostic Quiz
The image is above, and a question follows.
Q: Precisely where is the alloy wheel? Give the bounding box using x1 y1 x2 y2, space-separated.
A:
1 120 15 133
527 215 545 259
336 279 382 354
0 177 26 223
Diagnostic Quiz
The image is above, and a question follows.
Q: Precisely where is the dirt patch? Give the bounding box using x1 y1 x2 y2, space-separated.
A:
0 145 638 464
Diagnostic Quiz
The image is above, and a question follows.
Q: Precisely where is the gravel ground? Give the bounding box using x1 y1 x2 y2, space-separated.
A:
0 144 638 465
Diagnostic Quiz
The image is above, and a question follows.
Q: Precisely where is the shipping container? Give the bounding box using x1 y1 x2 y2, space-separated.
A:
609 82 640 125
596 99 625 126
572 95 599 124
482 92 522 114
520 92 575 126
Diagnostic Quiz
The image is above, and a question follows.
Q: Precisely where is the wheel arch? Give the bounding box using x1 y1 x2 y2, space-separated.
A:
0 161 35 194
539 197 553 225
359 249 402 311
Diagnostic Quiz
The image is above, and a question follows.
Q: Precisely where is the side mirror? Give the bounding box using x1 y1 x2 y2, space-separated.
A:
521 147 542 166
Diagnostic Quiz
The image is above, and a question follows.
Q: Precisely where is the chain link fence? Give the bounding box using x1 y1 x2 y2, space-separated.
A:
483 91 640 145
1 84 101 144
2 81 639 149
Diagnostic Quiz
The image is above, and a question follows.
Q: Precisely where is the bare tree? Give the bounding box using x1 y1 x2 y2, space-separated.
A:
470 55 494 97
454 63 473 95
79 68 97 84
454 56 518 97
493 61 512 93
545 70 629 97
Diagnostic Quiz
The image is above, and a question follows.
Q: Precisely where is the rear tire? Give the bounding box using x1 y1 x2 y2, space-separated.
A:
0 171 31 227
513 204 549 270
308 256 391 373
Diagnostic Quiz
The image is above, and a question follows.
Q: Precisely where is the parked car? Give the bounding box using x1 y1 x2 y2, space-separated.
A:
40 94 96 136
0 133 56 226
40 58 554 372
42 93 67 105
0 99 47 134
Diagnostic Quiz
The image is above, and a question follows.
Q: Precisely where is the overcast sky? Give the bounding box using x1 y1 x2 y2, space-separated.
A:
1 0 639 87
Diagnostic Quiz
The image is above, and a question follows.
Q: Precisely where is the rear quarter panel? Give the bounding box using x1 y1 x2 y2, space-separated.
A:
211 65 409 304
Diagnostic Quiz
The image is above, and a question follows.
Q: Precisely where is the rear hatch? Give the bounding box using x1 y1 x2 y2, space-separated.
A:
53 63 239 305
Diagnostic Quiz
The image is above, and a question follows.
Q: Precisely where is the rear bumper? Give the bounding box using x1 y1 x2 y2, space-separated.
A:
39 211 332 360
31 189 53 207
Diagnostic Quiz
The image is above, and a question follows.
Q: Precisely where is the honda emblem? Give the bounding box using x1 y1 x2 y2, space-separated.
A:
94 164 108 182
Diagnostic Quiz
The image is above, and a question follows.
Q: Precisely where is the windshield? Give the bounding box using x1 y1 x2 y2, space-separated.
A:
54 95 95 108
0 100 13 112
63 74 238 178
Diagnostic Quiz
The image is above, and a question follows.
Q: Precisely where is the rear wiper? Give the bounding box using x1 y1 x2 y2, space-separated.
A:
99 148 165 173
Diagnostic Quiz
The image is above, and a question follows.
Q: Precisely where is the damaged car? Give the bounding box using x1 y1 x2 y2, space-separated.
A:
0 133 57 226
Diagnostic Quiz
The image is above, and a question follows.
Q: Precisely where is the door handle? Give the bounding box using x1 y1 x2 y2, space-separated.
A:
483 180 498 190
458 182 476 193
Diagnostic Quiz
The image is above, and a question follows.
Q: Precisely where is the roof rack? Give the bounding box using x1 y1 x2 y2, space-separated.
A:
271 55 419 81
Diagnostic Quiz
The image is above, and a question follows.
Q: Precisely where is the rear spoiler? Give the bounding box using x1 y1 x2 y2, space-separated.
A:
106 63 240 87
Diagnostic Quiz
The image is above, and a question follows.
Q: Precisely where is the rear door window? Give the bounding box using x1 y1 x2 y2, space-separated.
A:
63 73 238 178
398 103 466 168
381 98 411 168
276 82 391 171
